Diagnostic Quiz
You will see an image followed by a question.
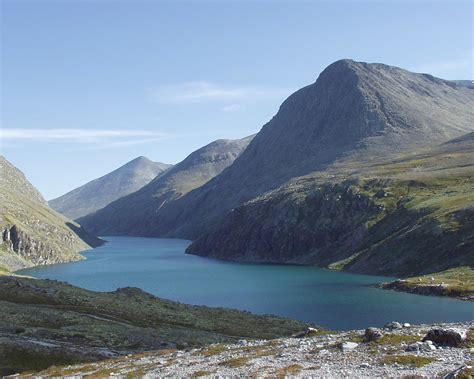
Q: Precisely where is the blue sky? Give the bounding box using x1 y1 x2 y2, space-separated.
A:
1 0 472 200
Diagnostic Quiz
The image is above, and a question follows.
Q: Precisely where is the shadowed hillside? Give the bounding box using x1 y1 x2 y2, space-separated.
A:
79 136 254 236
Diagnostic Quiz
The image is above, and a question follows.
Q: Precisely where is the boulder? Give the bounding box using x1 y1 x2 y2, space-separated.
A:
340 341 359 351
293 327 319 338
406 341 436 352
364 327 383 342
384 321 403 330
422 328 467 347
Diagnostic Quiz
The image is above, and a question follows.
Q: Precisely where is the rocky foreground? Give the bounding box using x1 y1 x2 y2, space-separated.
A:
29 322 474 378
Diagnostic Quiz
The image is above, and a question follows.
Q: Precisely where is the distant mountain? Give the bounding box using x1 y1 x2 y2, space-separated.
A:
79 136 254 236
452 80 474 90
50 156 171 220
0 156 102 272
138 59 474 241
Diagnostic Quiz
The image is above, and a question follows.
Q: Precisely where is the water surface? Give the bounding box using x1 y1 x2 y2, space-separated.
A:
18 237 473 330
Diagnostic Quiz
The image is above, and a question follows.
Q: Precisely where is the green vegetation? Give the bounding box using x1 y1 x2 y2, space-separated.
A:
0 156 102 272
456 361 474 379
380 355 435 368
192 370 214 377
1 347 85 376
199 344 228 357
404 267 474 298
0 276 311 375
278 364 303 375
382 267 474 300
376 334 420 345
219 357 251 368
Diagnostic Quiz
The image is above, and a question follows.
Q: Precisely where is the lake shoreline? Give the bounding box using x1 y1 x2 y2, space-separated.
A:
379 280 474 302
16 236 474 330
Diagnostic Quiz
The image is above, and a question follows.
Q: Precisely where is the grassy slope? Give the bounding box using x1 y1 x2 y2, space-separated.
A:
189 133 473 282
330 135 473 290
381 267 474 300
317 133 474 276
0 156 102 271
0 276 310 375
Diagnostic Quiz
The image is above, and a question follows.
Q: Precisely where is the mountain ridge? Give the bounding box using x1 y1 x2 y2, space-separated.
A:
78 135 254 236
134 59 474 240
49 156 171 220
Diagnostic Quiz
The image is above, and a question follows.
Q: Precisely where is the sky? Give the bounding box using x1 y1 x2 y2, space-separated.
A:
1 0 473 200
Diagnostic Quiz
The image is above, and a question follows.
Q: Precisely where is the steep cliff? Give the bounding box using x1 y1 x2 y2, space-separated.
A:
188 132 474 276
0 156 102 272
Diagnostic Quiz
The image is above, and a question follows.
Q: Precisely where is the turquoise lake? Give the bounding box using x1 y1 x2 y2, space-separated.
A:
18 236 473 330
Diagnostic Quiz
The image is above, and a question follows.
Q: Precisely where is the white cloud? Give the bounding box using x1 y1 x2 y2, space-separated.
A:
0 128 170 149
220 104 243 112
149 81 286 104
0 128 167 141
413 50 473 79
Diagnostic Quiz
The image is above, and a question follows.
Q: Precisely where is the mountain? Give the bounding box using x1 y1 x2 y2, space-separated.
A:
187 131 474 276
452 80 474 90
131 59 474 240
49 156 171 220
78 60 474 277
0 156 102 272
78 136 254 236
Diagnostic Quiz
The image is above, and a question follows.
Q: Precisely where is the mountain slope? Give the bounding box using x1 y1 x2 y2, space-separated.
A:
138 59 474 240
188 131 474 276
0 156 102 272
79 136 254 236
49 157 171 220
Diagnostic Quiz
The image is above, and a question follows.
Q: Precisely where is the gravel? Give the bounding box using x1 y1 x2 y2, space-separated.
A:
32 321 474 378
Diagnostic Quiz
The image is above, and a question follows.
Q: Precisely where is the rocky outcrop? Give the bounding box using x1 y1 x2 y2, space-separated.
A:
1 224 86 268
187 183 382 265
0 156 102 272
187 129 474 277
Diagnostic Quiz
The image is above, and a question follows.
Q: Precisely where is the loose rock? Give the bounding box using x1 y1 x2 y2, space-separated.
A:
422 328 467 347
340 341 359 351
406 341 436 352
364 327 383 342
384 321 403 330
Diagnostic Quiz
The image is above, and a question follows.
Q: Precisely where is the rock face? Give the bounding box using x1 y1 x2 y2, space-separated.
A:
49 156 171 220
151 60 474 240
77 60 474 278
0 156 102 271
186 129 474 276
79 136 254 236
